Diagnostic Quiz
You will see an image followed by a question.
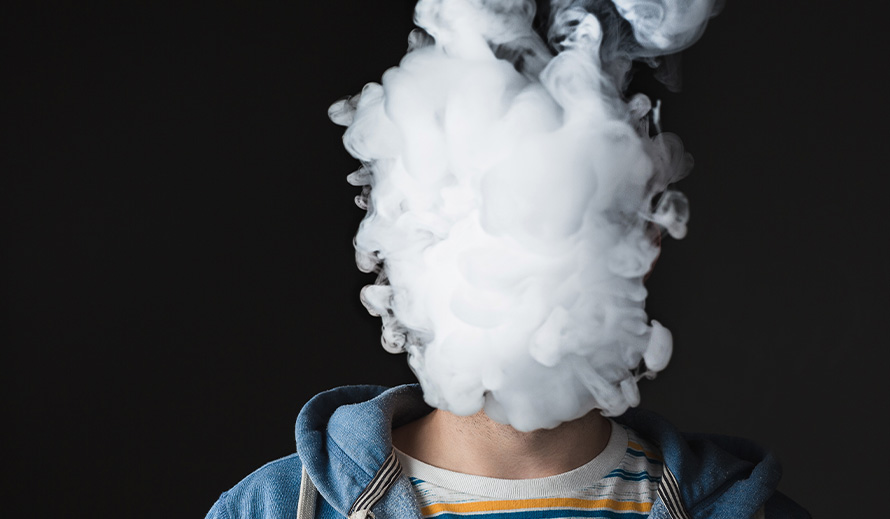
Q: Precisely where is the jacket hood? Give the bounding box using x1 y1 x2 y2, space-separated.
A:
295 384 805 518
614 408 792 517
295 384 432 517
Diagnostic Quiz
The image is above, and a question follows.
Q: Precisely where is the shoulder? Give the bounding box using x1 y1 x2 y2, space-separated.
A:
205 454 303 519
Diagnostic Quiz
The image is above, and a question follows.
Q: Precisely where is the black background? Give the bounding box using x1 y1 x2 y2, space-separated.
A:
3 1 888 516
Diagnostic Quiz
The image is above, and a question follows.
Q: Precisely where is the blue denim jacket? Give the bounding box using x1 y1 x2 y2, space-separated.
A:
205 384 809 518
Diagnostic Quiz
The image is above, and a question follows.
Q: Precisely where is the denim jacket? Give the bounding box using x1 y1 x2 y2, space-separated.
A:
205 384 809 518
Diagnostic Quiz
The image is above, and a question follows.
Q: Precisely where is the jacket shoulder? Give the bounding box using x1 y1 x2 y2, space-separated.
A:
206 454 303 519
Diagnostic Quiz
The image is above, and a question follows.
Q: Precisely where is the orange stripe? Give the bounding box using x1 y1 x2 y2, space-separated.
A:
627 440 662 461
421 498 653 516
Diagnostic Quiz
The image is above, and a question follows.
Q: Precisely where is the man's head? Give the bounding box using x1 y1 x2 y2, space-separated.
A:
330 0 715 431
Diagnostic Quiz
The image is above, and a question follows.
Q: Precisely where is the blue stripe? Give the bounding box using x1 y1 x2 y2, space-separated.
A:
625 448 663 465
604 469 660 482
606 474 655 482
429 510 649 519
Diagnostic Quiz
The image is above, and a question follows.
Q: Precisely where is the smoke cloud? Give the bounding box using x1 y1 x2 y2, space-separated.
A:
330 0 719 431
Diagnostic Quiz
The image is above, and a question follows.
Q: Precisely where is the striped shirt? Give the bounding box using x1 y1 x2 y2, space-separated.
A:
394 420 664 519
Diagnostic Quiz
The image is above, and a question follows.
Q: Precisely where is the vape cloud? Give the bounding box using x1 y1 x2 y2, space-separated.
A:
330 0 719 431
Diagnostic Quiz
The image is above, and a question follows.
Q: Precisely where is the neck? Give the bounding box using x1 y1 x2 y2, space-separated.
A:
392 408 611 479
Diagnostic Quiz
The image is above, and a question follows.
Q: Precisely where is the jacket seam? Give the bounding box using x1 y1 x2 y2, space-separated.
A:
685 472 753 517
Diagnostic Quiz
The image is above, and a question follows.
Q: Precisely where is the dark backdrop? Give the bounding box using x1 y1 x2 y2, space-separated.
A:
3 1 887 516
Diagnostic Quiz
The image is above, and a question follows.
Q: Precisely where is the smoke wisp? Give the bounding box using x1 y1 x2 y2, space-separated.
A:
330 0 719 431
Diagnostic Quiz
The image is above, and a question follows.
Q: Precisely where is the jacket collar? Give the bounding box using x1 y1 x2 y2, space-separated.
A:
614 407 782 517
295 384 431 516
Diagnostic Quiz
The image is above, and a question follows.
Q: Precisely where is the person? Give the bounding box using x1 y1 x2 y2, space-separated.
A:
205 384 808 518
206 1 810 517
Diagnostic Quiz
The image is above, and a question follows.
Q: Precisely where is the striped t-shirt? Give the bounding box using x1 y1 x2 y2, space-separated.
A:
394 420 664 519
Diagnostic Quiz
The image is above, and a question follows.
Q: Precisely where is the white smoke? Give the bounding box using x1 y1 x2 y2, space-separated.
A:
330 0 719 431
